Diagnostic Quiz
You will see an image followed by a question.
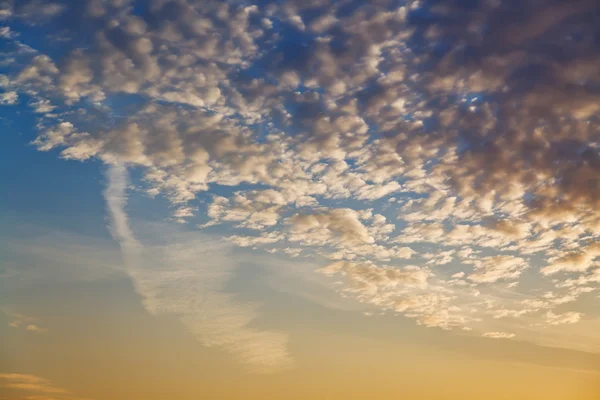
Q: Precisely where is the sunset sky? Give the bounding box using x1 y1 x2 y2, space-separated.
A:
1 1 599 399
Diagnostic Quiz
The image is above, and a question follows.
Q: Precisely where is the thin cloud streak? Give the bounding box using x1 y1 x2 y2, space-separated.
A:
104 163 141 268
0 373 88 400
103 164 292 373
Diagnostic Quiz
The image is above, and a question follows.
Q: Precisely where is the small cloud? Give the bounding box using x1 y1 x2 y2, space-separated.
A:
483 332 516 339
0 372 88 399
0 373 64 393
545 311 582 326
3 310 47 333
25 324 48 333
0 90 18 105
0 26 15 38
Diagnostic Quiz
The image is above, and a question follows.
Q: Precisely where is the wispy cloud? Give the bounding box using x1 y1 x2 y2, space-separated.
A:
104 164 292 373
104 164 141 266
0 373 88 400
3 310 47 334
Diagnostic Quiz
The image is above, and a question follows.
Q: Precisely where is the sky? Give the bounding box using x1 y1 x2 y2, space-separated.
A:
0 0 599 399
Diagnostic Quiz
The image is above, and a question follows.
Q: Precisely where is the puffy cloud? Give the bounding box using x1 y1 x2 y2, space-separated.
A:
545 311 583 326
227 232 284 248
317 261 474 330
467 256 529 284
556 267 600 288
288 208 374 247
32 122 77 152
541 243 600 275
407 0 600 224
319 261 430 291
0 90 18 104
204 190 289 230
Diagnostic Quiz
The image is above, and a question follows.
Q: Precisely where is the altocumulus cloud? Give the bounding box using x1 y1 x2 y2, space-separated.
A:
1 0 600 356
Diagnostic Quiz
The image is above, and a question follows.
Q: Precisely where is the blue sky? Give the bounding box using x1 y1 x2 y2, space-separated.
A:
0 101 108 234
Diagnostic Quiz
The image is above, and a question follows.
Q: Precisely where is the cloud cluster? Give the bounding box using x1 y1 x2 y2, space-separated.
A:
2 0 599 352
3 310 47 334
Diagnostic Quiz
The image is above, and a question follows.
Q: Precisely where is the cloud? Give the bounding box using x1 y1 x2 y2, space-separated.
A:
104 165 292 373
0 227 123 286
467 256 529 284
25 324 48 333
0 26 13 37
0 90 18 104
317 261 474 330
2 0 599 350
3 310 47 333
0 373 87 399
104 164 141 264
483 332 516 339
12 1 66 21
288 208 375 247
541 243 600 275
545 311 583 326
319 261 430 291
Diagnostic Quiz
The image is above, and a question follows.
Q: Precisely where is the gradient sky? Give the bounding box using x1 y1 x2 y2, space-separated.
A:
1 1 599 399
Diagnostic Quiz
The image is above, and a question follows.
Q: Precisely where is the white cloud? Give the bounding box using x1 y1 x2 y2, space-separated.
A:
0 90 18 104
288 208 375 247
467 256 529 284
25 324 48 333
545 311 583 326
3 0 599 350
541 243 600 275
316 261 474 330
0 373 86 399
483 332 516 339
3 310 47 334
104 165 292 373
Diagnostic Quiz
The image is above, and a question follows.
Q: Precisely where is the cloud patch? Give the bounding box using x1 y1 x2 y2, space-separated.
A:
104 165 292 373
0 373 88 400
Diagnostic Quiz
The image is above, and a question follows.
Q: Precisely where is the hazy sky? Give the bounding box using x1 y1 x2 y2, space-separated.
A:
1 1 599 399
